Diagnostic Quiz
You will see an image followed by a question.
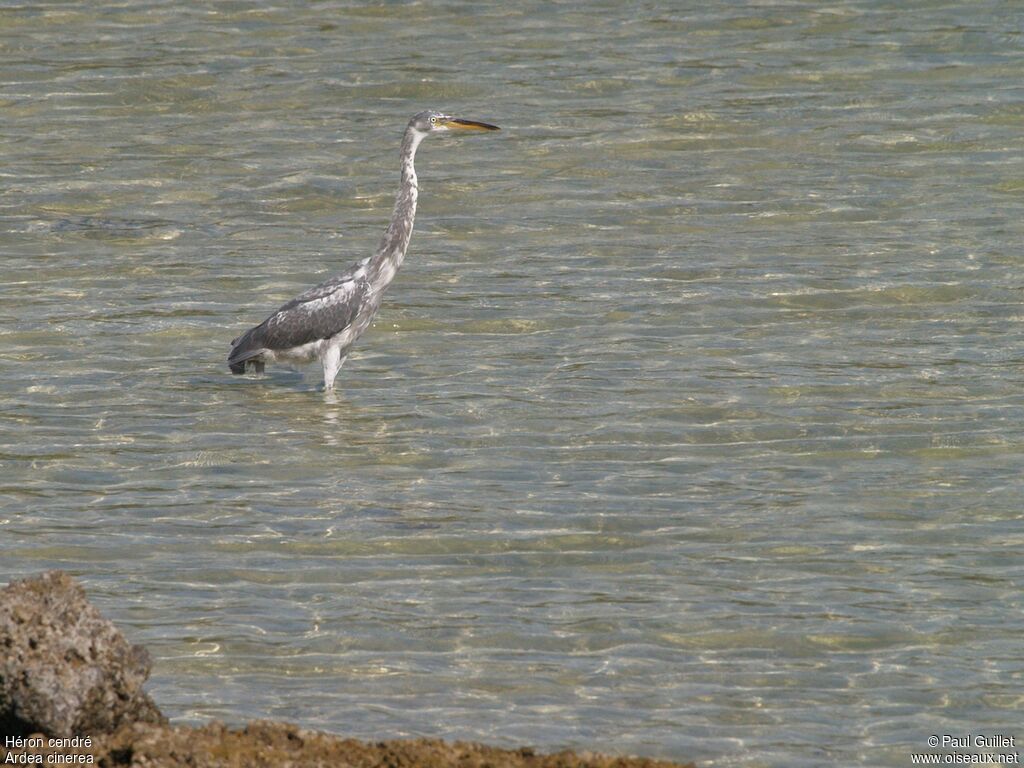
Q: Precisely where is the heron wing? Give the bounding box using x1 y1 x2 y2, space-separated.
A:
263 277 367 348
285 261 368 307
228 264 370 366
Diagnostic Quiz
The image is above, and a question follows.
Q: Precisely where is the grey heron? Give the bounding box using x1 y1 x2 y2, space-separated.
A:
228 110 500 390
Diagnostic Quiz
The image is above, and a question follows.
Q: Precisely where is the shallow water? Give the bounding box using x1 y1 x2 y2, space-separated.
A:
2 2 1023 766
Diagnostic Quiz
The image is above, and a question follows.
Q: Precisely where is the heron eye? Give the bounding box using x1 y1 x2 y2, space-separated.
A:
430 116 436 124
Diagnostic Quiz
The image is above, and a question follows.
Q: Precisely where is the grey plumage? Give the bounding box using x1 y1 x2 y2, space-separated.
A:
227 110 500 390
227 273 368 373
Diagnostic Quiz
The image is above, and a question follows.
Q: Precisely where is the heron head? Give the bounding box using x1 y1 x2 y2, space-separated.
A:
409 110 501 136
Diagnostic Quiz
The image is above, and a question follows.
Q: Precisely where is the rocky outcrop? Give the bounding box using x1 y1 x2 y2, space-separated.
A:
0 570 165 737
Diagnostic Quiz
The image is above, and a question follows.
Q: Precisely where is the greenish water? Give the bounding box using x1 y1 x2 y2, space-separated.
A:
2 2 1023 766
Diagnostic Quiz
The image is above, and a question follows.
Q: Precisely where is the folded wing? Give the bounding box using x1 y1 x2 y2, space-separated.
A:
228 270 370 373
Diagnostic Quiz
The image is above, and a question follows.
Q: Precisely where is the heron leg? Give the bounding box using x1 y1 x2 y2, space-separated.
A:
322 347 346 391
252 361 265 375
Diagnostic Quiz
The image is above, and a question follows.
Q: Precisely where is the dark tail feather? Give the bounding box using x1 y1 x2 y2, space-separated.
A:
228 346 259 373
228 329 260 376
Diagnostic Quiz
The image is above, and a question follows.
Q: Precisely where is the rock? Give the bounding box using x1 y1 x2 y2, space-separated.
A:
0 570 165 737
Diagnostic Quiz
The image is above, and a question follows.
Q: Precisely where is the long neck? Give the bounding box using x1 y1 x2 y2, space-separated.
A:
367 127 423 289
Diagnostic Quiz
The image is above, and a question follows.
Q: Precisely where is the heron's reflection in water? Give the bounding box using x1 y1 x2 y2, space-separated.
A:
320 389 344 445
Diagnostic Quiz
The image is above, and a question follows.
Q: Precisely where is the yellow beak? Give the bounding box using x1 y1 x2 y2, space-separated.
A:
442 117 501 132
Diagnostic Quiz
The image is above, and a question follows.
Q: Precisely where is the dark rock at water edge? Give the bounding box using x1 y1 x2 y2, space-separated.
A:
0 570 165 737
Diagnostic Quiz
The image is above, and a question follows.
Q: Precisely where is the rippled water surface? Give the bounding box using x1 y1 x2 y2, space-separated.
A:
2 2 1023 766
